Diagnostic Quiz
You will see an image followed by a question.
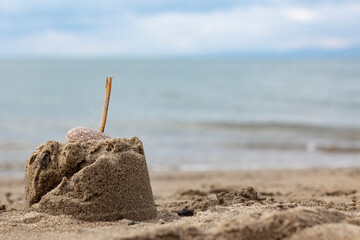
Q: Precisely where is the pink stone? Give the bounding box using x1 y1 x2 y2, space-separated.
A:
65 127 110 143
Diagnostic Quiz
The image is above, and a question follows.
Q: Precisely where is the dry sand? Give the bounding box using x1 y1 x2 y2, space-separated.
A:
1 168 360 240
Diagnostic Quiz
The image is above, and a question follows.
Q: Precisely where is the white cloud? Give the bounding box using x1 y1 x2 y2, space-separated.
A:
285 38 352 50
319 39 350 49
1 1 360 56
284 7 317 22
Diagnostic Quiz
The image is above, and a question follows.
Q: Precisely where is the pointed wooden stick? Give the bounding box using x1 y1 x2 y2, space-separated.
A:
99 76 112 132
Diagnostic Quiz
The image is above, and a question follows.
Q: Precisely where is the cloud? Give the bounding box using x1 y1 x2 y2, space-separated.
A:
1 1 360 57
284 8 317 22
285 38 354 50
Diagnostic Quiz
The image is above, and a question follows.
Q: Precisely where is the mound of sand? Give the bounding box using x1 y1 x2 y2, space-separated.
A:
121 208 359 240
177 187 264 211
25 137 157 221
288 223 360 240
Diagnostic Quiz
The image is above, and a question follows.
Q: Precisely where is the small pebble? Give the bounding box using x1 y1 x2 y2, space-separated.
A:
66 127 110 143
0 205 5 211
158 219 165 224
177 208 194 217
128 220 137 226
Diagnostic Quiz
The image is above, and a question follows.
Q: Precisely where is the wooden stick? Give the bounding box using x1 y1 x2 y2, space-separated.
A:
99 76 112 132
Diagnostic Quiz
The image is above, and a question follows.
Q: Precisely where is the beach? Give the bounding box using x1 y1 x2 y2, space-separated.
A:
1 0 360 238
1 60 360 239
1 168 360 239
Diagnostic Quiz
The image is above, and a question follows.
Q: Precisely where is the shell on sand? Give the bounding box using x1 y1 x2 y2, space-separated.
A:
25 137 157 221
65 126 110 143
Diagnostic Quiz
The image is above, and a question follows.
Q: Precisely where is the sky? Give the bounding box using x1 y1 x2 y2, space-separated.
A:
1 0 360 57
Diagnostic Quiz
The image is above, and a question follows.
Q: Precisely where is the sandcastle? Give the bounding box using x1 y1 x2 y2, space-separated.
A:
24 77 157 221
25 136 157 221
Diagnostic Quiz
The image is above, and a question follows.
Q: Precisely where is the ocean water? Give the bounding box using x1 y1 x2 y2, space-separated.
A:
0 58 360 174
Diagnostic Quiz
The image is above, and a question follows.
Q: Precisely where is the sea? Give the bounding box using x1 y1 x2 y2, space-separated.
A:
1 58 360 175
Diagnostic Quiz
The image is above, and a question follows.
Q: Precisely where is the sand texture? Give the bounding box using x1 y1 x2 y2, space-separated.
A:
2 168 360 240
24 137 157 221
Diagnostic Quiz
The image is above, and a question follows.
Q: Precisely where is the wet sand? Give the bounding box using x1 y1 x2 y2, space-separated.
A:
1 168 360 240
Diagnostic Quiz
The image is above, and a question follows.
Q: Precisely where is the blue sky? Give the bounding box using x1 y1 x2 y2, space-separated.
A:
1 0 360 57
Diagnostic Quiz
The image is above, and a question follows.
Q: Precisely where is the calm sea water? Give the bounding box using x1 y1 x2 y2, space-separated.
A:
1 58 360 174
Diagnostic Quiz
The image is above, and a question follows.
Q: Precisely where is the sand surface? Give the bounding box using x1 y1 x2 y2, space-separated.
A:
1 168 360 240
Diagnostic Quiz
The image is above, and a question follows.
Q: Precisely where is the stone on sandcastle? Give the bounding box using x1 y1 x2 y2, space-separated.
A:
65 126 110 143
25 137 157 221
